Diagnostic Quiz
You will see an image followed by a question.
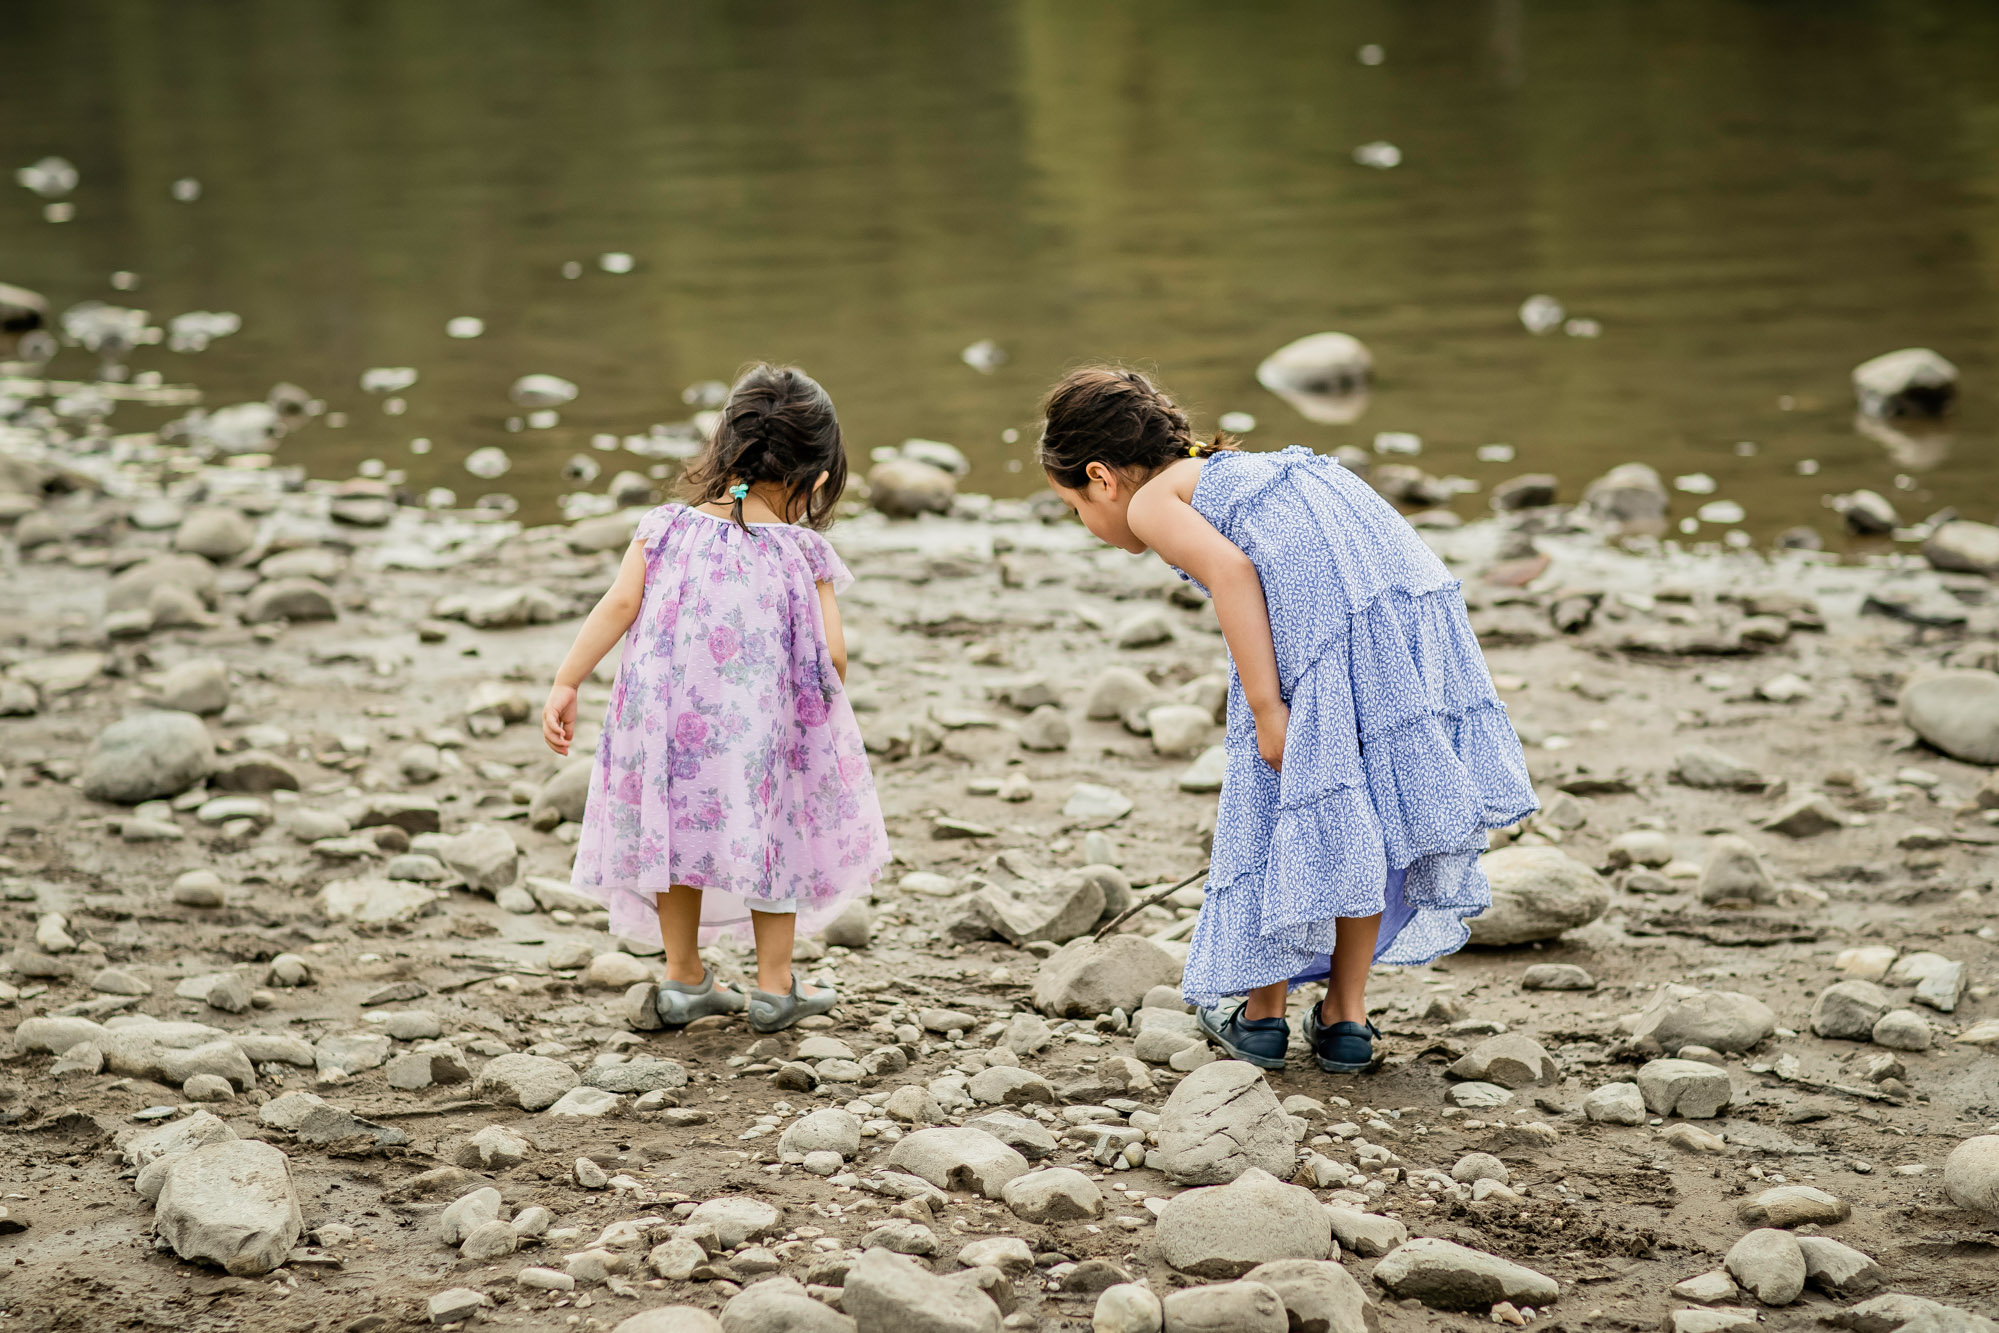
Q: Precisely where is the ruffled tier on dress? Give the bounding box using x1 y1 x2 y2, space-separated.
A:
1177 448 1538 1006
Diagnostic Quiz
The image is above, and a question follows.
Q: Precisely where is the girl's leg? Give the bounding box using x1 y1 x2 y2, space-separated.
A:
1242 980 1289 1021
1319 912 1381 1025
748 908 797 994
654 885 708 986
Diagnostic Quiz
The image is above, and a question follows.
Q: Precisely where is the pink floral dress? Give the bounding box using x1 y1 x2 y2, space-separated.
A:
571 504 890 946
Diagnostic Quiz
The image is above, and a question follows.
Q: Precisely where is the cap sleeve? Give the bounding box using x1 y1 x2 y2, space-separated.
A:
632 503 683 552
792 529 855 593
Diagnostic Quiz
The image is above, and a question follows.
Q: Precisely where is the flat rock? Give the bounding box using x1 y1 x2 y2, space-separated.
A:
318 877 440 924
1159 1281 1286 1333
962 1111 1058 1160
1156 1167 1333 1277
1369 1237 1558 1311
154 1139 303 1277
1738 1185 1849 1228
1466 846 1609 945
1796 1236 1884 1297
1521 963 1594 991
885 1126 1028 1200
257 1091 408 1148
1673 745 1767 790
689 1196 782 1249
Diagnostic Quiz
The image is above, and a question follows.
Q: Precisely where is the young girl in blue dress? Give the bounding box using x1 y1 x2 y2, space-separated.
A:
1037 367 1537 1072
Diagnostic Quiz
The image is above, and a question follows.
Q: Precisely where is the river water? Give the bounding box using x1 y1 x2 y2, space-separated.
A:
3 1 1996 541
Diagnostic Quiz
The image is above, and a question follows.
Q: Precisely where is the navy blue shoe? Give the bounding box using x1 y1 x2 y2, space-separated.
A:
1196 1001 1290 1070
1306 1006 1381 1073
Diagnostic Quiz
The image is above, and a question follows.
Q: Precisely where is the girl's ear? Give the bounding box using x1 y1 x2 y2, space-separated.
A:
1084 461 1117 496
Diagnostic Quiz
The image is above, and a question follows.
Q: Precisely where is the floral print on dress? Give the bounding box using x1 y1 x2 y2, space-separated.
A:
570 504 891 946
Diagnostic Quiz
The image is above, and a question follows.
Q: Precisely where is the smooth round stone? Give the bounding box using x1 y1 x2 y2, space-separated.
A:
1447 1081 1514 1109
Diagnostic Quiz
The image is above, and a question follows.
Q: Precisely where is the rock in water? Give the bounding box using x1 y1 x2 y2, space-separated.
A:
1626 985 1775 1054
1923 520 1999 576
1943 1135 1999 1217
1369 1237 1559 1311
1155 1167 1333 1276
1725 1228 1806 1306
1899 670 1999 766
153 1139 303 1276
842 1246 1002 1333
81 711 215 803
1032 934 1183 1017
867 459 957 519
1466 846 1609 945
1255 332 1373 424
1852 347 1958 418
1155 1061 1295 1185
1581 462 1668 525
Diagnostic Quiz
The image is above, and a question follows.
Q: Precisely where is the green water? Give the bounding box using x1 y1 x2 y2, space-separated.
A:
3 0 1997 540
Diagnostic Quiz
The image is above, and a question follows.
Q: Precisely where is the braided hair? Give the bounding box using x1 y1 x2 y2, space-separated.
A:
681 363 847 530
1036 366 1235 491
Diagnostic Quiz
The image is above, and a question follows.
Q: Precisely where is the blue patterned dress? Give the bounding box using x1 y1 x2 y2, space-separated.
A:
1174 447 1538 1005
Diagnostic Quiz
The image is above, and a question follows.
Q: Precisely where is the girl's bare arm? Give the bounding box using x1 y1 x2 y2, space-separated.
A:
1127 470 1289 769
542 541 648 754
817 582 848 683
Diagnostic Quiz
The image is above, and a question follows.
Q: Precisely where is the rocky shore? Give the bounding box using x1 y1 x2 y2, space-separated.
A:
1 362 1998 1333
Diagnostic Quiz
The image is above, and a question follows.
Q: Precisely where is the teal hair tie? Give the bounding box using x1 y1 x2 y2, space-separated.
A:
726 483 749 500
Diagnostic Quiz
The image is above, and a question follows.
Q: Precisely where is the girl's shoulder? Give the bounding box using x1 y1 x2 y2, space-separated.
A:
1192 445 1348 523
637 503 855 592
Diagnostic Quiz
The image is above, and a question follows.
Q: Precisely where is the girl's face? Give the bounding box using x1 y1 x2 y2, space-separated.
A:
1049 461 1147 553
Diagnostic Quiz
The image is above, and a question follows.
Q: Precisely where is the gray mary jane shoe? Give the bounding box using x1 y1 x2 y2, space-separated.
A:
653 967 747 1028
746 975 839 1034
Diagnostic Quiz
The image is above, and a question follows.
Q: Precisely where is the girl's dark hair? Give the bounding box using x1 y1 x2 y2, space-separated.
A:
1037 366 1235 490
681 363 847 530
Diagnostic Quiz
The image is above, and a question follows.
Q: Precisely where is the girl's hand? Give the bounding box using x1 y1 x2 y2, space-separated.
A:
1254 701 1289 773
543 685 578 755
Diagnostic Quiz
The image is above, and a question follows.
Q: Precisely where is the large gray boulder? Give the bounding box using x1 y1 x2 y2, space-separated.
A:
1256 332 1373 424
1370 1237 1559 1311
529 759 594 829
1625 985 1775 1054
1924 521 1999 577
1900 670 1999 766
153 1139 303 1276
842 1246 1001 1333
1243 1260 1376 1333
720 1276 855 1333
885 1127 1028 1200
1155 1167 1332 1277
867 459 956 519
968 855 1105 946
1155 1060 1296 1185
1466 847 1609 946
81 710 215 803
1032 933 1182 1017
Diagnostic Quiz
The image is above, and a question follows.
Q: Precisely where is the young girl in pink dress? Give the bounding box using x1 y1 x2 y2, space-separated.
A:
541 364 889 1034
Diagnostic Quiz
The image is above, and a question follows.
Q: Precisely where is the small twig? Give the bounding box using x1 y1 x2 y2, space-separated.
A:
1093 865 1210 942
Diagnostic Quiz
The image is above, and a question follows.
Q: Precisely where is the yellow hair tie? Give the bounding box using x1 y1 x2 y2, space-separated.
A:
1187 444 1200 457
